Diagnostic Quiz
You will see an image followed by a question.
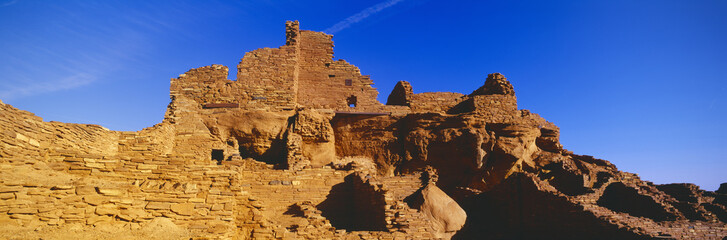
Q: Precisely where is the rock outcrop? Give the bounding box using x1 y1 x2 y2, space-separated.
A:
0 21 725 239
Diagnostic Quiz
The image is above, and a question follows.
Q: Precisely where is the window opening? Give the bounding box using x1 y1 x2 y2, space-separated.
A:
211 149 224 164
347 95 357 108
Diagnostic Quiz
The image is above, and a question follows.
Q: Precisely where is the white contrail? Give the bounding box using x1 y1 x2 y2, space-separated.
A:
324 0 405 34
0 0 19 7
0 73 96 100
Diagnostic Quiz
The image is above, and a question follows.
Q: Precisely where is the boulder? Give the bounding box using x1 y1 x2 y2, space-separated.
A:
416 184 467 239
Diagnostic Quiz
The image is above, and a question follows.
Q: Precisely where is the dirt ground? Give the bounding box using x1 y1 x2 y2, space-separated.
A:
0 217 190 240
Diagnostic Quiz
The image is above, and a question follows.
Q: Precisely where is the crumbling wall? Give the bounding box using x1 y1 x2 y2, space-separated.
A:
168 21 388 115
0 150 252 238
295 30 383 111
331 114 403 176
288 109 336 167
169 65 235 108
448 95 519 121
410 92 465 113
118 123 175 157
0 101 119 160
236 46 298 111
2 21 726 240
202 110 291 165
454 173 647 239
385 80 465 113
350 174 388 231
386 81 413 106
597 182 676 221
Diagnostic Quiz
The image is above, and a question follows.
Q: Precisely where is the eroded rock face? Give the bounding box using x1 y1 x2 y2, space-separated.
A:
203 110 291 164
289 109 336 167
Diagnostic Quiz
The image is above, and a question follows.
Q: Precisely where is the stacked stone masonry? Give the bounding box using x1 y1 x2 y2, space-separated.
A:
0 21 725 240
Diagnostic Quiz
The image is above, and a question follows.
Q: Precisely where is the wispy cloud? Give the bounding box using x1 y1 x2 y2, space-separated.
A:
0 73 96 100
0 1 174 101
324 0 405 34
0 0 18 7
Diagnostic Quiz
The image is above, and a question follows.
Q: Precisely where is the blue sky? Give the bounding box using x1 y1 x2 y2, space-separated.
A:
1 0 725 190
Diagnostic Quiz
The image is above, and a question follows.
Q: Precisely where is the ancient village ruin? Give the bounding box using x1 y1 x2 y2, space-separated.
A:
0 21 726 239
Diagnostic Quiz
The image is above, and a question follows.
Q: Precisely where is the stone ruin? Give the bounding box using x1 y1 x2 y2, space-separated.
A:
0 21 725 239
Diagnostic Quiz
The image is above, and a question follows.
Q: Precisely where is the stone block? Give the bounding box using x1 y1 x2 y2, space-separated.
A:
0 192 15 200
95 204 119 216
87 215 113 225
60 195 83 204
84 195 106 206
9 208 37 214
10 214 35 220
171 203 195 216
121 208 151 219
137 164 158 170
85 162 105 169
0 186 22 193
211 204 223 211
117 214 133 222
145 202 171 210
75 186 97 195
97 188 124 196
51 185 73 190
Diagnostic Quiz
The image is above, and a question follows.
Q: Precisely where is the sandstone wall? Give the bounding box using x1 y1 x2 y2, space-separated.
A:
0 150 253 238
118 124 175 157
0 101 119 160
167 21 389 116
169 65 234 108
410 92 465 113
385 80 465 114
295 30 383 112
236 46 298 111
449 95 519 121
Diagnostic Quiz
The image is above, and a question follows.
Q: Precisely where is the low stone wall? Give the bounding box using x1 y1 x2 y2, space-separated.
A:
0 102 119 160
0 151 246 236
449 95 519 122
410 92 465 113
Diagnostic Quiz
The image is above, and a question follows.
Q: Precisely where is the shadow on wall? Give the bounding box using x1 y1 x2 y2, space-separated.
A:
317 174 387 231
596 182 676 221
211 149 224 164
236 137 287 168
451 173 645 240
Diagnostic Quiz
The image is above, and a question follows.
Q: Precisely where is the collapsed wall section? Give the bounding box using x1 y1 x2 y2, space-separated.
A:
169 53 298 114
169 65 235 108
